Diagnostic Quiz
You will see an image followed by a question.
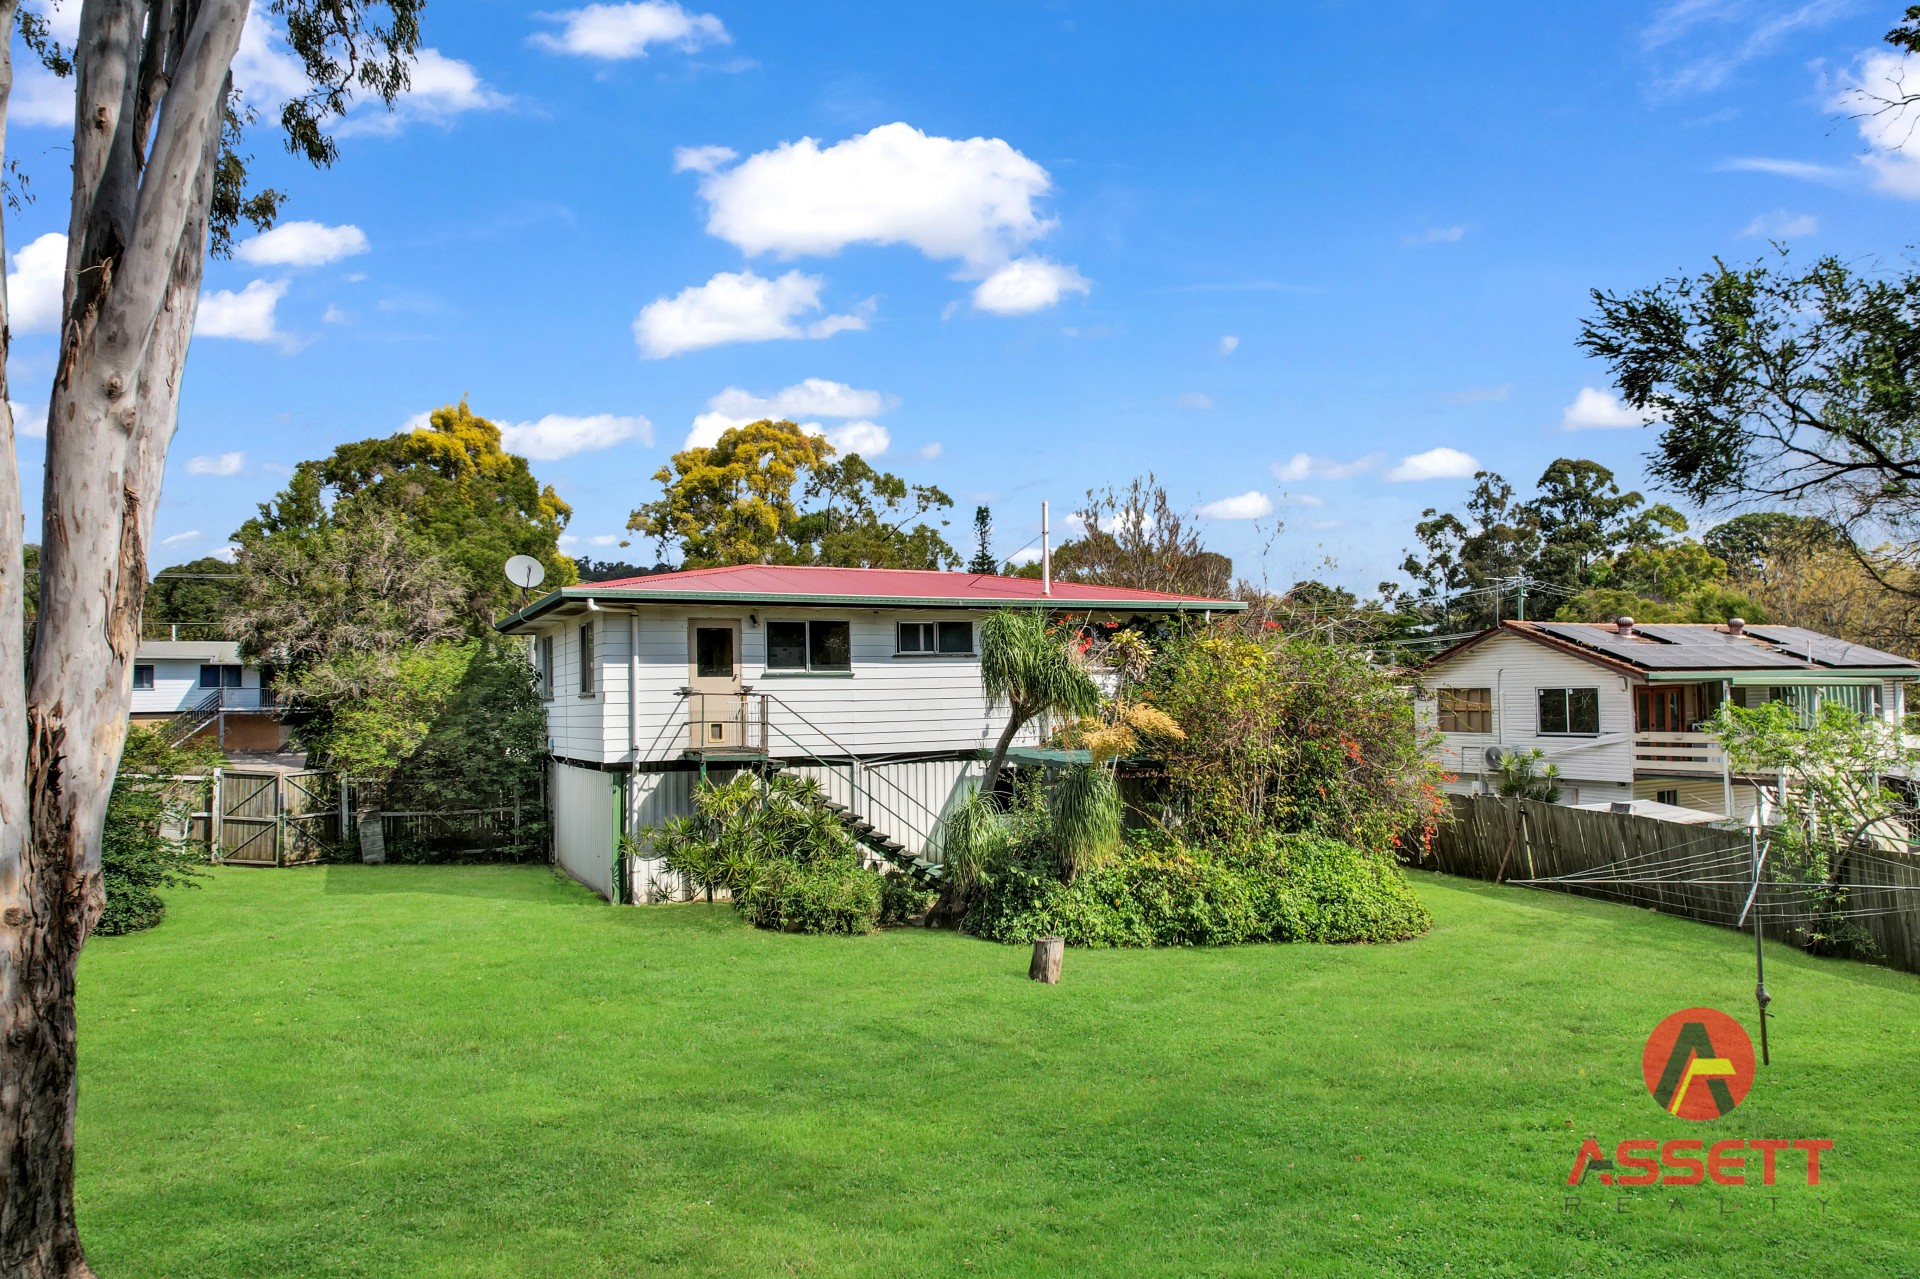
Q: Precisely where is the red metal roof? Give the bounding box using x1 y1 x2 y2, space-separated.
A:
577 562 1235 606
497 563 1241 630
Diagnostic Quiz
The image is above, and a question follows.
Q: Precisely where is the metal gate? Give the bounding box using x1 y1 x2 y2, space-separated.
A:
212 769 341 866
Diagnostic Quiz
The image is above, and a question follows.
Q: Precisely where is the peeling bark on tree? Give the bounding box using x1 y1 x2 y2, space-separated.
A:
1 5 249 1275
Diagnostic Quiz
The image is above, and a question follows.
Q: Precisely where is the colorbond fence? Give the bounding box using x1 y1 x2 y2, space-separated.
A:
1410 795 1920 975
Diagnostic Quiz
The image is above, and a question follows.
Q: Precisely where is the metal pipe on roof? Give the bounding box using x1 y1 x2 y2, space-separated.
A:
1041 501 1051 597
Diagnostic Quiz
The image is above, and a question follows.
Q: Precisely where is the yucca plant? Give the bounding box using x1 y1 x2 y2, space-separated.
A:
978 609 1103 797
1050 763 1122 881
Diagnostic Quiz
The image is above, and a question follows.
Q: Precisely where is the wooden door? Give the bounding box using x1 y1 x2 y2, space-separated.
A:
687 619 743 749
1634 686 1686 733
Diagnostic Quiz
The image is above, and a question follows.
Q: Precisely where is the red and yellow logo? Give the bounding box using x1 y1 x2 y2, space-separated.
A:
1642 1007 1756 1121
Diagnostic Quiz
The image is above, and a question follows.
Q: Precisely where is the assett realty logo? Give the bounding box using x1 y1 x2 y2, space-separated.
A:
1562 1007 1833 1203
1643 1007 1755 1120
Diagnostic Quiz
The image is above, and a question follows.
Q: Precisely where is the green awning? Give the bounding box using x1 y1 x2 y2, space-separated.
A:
1004 746 1094 766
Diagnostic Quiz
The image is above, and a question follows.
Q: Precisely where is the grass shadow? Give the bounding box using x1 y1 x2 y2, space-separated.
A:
318 862 590 904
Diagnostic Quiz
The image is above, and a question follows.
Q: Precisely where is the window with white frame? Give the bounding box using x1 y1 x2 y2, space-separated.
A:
767 620 851 672
897 620 974 656
537 634 555 700
1537 686 1600 736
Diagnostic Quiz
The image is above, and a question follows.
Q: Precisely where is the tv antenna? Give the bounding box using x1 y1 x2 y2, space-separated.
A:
505 555 546 607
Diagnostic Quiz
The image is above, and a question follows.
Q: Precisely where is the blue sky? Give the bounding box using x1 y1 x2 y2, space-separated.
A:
9 0 1920 593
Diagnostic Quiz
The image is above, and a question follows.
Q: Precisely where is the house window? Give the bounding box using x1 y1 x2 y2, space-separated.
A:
1436 687 1492 733
1656 789 1680 806
767 620 852 672
1538 687 1600 736
537 635 555 700
199 664 242 689
897 620 974 656
132 665 155 690
578 622 596 696
695 626 735 678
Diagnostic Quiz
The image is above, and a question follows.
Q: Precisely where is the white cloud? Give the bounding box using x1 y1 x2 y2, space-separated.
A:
8 400 47 440
1007 546 1043 566
825 421 890 457
686 378 895 449
499 413 653 460
533 3 729 59
161 531 203 548
673 144 738 174
1270 452 1381 482
1403 225 1467 246
1196 490 1273 520
634 270 866 358
695 122 1058 270
1279 492 1326 507
400 410 434 433
186 452 247 477
7 232 67 333
10 62 75 127
1740 210 1818 237
235 221 370 267
1385 447 1480 482
1175 392 1214 410
196 279 288 342
1647 0 1841 96
918 442 944 460
971 258 1090 314
322 304 350 324
710 378 894 421
338 48 508 136
1715 156 1846 182
1218 335 1239 356
1834 50 1920 198
1559 386 1660 431
233 2 312 106
587 534 622 547
214 545 240 563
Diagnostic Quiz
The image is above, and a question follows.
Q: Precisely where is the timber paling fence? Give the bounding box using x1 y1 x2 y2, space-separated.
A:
170 771 540 865
1410 795 1920 976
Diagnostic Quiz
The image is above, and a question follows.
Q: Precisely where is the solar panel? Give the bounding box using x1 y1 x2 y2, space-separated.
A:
1530 623 1808 669
1739 627 1918 670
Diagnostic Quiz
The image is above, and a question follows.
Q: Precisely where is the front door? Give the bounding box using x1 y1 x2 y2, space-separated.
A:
688 620 743 749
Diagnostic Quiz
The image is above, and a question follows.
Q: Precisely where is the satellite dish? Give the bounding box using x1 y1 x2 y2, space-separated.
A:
505 555 547 590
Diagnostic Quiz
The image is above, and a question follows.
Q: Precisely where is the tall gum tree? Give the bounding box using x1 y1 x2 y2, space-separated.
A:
0 5 421 1275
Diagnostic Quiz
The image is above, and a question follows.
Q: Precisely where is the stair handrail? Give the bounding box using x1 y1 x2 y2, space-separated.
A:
755 691 949 862
161 688 222 746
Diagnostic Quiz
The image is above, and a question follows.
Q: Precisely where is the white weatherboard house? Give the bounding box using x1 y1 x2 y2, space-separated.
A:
128 637 285 751
495 563 1238 902
1417 618 1920 819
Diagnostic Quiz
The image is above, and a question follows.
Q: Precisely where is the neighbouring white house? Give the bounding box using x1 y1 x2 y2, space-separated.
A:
129 637 287 752
494 563 1240 903
1416 617 1920 820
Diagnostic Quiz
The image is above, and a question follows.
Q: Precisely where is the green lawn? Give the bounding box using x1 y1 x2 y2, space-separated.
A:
76 866 1920 1278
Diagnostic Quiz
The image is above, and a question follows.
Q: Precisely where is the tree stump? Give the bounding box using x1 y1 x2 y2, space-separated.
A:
1029 935 1064 985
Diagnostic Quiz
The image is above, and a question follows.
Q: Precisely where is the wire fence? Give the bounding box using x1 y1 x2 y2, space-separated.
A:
1409 795 1920 974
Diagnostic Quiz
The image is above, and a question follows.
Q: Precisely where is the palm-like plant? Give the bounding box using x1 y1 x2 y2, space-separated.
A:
977 609 1103 799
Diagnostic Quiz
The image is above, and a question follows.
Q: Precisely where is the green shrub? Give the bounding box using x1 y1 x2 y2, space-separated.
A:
965 832 1430 948
1261 835 1432 943
878 871 935 926
100 728 216 936
740 863 882 935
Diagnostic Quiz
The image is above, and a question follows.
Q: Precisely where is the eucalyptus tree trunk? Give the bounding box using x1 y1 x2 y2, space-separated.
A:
1 4 249 1275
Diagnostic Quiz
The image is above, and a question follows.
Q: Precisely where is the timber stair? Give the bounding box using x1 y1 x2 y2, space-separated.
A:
820 798 943 887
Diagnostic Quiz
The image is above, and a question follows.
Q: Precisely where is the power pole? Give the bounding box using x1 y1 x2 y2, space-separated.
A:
1514 570 1527 623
